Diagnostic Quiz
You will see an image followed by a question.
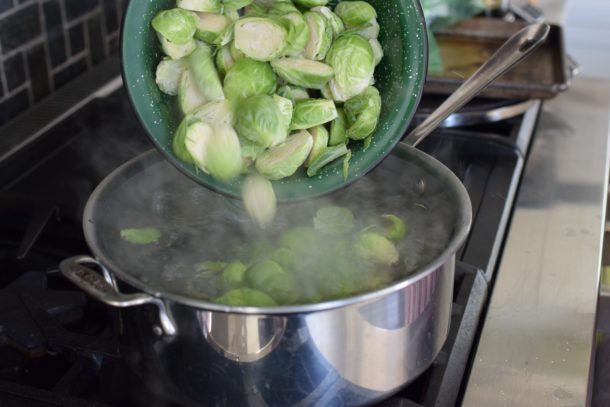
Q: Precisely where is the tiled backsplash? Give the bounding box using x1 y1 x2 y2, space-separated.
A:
0 0 126 126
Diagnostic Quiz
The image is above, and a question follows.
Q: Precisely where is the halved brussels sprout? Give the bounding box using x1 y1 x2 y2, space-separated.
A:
158 33 196 59
344 86 381 140
353 232 399 266
178 69 208 114
192 99 234 128
356 18 380 39
343 149 351 181
325 34 374 101
155 58 187 95
313 206 354 235
269 2 299 15
223 8 240 21
120 227 162 244
277 85 310 103
223 58 276 102
381 214 408 241
311 6 344 38
280 12 310 57
215 44 235 77
273 94 294 129
291 98 337 130
184 120 213 168
334 1 377 27
303 11 332 61
194 12 231 44
234 94 288 147
234 17 288 61
294 0 328 7
320 83 333 100
369 38 384 65
173 116 198 163
177 0 221 13
242 173 277 228
270 58 334 89
255 130 314 180
329 107 347 145
203 125 243 181
244 2 266 16
223 0 253 10
189 42 224 102
229 40 246 61
214 288 278 306
240 138 266 171
306 143 349 177
222 260 248 288
152 9 197 44
306 125 329 167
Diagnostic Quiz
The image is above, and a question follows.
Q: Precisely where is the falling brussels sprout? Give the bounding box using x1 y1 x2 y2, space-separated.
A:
369 38 384 65
353 232 399 266
303 11 332 61
188 42 224 102
215 44 235 77
214 288 278 306
177 0 221 13
255 130 313 180
152 9 197 44
223 0 253 10
246 260 297 303
313 206 355 235
204 125 243 181
234 17 288 61
334 1 377 27
280 12 310 57
325 34 375 101
306 143 349 177
277 85 309 103
194 12 231 44
183 120 213 169
306 125 329 167
311 6 344 38
158 34 196 60
242 173 277 228
223 58 276 102
291 98 337 130
221 260 248 288
329 107 348 146
173 116 197 164
192 100 234 128
344 86 381 140
270 58 334 89
120 227 162 245
178 69 208 114
294 0 328 7
235 94 289 147
382 214 408 241
155 58 187 95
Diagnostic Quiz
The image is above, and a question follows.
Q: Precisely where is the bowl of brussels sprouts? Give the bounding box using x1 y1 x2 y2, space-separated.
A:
121 0 427 202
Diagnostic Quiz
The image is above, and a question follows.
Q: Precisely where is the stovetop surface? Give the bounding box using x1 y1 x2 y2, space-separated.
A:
0 87 531 406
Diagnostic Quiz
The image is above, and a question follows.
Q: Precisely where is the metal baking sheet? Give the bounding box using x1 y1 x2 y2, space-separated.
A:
424 18 572 100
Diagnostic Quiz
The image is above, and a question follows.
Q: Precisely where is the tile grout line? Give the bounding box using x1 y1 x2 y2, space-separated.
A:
0 0 36 20
58 0 71 56
64 6 102 30
83 17 92 69
1 35 45 61
97 0 110 60
37 0 54 92
49 50 87 75
21 51 34 105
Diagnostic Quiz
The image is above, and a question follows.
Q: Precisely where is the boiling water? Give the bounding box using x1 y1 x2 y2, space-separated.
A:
92 151 457 304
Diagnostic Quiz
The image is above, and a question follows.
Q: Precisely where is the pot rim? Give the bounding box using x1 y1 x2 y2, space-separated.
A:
82 145 472 315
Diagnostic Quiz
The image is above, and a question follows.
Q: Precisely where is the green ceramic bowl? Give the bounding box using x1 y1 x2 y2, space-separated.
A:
121 0 428 202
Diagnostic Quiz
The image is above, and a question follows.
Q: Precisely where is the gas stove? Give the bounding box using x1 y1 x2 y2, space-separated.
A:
0 58 541 407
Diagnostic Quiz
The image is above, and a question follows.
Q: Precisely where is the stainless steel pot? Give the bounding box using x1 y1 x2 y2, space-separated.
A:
59 143 471 406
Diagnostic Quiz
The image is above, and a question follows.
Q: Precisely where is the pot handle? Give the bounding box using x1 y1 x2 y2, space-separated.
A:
60 255 177 336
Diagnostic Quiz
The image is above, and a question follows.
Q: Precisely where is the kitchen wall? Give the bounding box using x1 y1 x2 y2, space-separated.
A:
0 0 126 126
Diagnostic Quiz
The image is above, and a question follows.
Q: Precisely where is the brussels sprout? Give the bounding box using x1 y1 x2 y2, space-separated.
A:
229 40 246 61
177 0 221 13
158 33 196 59
173 116 197 164
270 58 334 89
242 173 277 228
344 86 381 140
246 260 297 304
194 12 231 44
313 206 354 235
320 83 333 100
155 58 187 95
280 12 310 57
178 69 207 114
291 98 337 130
204 125 243 181
223 0 253 10
274 94 294 129
189 42 224 102
223 59 276 102
221 260 248 288
234 17 288 61
329 107 347 145
223 8 240 21
306 143 349 177
192 100 234 128
306 125 329 167
363 134 372 151
382 214 408 241
196 261 227 272
235 95 288 147
240 138 266 170
303 11 332 61
120 227 161 244
277 85 309 104
214 288 278 306
325 34 374 101
215 44 235 77
353 232 399 266
152 9 197 44
244 2 266 16
356 18 380 39
343 149 352 181
311 6 344 38
369 38 384 65
278 226 318 254
269 2 299 15
334 1 377 27
271 247 296 269
255 130 313 180
294 0 328 7
184 120 213 169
